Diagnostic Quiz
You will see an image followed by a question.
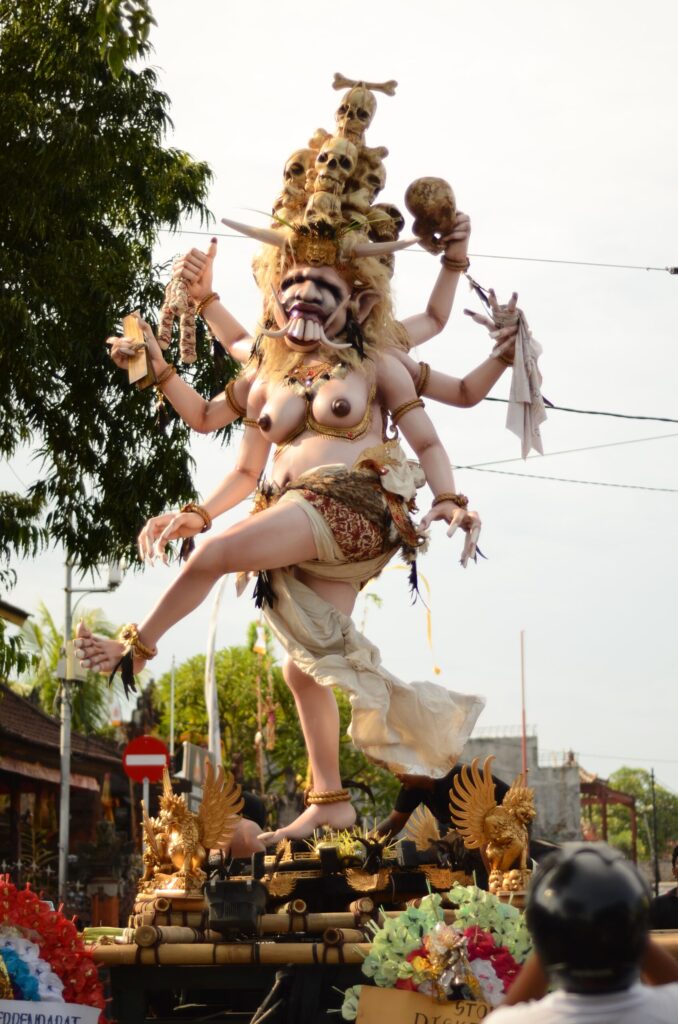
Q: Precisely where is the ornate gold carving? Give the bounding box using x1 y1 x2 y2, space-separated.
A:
449 755 536 894
140 762 243 897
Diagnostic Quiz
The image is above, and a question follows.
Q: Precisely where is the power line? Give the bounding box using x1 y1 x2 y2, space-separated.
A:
468 253 675 274
158 227 677 276
484 397 678 425
456 432 678 471
462 466 678 493
577 752 678 767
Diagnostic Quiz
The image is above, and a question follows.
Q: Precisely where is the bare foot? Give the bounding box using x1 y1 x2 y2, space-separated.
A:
258 800 356 845
73 622 147 675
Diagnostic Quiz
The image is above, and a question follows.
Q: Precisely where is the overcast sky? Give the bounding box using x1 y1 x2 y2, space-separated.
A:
5 0 677 792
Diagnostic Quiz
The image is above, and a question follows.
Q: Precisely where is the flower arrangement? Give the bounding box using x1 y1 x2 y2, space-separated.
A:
340 884 532 1018
0 877 106 1022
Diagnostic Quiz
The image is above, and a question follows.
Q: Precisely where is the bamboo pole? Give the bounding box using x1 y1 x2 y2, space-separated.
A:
93 942 371 967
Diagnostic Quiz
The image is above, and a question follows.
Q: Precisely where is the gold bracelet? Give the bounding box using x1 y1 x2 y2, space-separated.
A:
432 492 469 509
224 378 247 419
242 417 259 428
118 623 157 661
196 291 220 317
180 502 212 532
440 254 470 273
391 397 425 427
155 364 176 388
497 353 514 367
415 361 431 397
305 788 351 806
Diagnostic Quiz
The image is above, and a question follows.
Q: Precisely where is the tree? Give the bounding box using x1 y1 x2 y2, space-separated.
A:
0 1 235 672
152 626 400 820
584 766 678 861
14 602 122 734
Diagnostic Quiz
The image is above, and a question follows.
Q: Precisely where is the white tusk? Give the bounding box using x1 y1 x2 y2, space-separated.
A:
323 294 351 336
270 284 287 322
352 237 417 257
320 333 352 350
221 217 288 249
258 322 289 338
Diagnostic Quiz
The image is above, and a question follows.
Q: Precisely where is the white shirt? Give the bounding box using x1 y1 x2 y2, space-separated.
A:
489 982 678 1023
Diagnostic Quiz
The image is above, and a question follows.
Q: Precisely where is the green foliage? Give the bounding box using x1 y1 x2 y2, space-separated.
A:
14 601 122 733
94 0 156 78
584 766 678 861
0 0 233 581
153 630 399 817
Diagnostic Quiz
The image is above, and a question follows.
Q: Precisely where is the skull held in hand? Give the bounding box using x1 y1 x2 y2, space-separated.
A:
404 176 457 254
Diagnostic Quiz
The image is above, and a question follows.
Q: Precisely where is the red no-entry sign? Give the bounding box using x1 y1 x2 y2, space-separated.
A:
122 735 170 783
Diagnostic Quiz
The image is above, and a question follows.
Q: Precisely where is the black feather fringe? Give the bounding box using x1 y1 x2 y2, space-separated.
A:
212 335 226 380
109 650 137 699
344 311 366 360
179 537 196 562
253 570 276 609
408 560 420 604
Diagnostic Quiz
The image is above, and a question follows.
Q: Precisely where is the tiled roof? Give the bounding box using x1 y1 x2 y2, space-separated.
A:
0 683 121 766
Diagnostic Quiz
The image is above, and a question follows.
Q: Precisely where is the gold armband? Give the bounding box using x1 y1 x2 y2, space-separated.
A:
391 397 425 427
224 378 247 419
415 361 431 397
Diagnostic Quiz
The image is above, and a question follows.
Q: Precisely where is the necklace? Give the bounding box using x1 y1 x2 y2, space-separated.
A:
284 360 348 398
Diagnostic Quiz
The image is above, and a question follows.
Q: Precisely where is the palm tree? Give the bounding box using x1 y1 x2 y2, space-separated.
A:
15 602 121 734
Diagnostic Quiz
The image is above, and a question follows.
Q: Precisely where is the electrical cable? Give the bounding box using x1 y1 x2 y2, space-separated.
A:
456 432 678 470
484 397 678 425
461 467 678 492
158 227 677 275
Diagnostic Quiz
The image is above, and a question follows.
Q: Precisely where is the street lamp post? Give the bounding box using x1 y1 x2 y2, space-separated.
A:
57 558 122 906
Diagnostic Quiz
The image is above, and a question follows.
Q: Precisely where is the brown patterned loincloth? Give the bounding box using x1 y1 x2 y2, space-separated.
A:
253 464 419 564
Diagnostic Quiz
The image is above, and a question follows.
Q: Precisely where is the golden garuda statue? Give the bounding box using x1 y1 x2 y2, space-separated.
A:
449 755 536 893
140 761 244 896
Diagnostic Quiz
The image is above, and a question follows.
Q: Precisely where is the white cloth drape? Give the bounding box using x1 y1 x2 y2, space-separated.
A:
263 569 485 777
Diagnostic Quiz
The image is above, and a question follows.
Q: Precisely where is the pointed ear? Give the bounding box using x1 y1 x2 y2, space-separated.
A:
352 288 380 324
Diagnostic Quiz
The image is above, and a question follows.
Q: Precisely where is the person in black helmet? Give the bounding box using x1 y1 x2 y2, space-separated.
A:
489 842 678 1022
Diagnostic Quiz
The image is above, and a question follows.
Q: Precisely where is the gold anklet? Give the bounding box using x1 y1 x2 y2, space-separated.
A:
118 623 157 661
305 788 351 805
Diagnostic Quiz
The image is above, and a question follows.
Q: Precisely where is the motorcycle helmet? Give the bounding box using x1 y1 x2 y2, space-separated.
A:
526 842 650 992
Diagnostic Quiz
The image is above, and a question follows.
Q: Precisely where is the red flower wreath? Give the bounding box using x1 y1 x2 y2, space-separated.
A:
464 926 521 992
0 877 107 1019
